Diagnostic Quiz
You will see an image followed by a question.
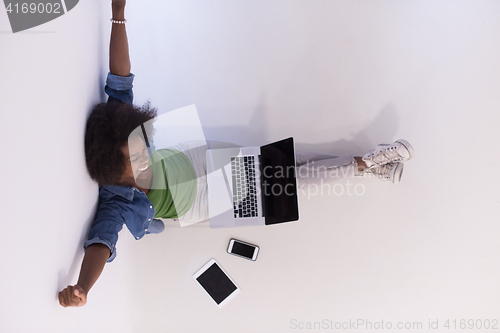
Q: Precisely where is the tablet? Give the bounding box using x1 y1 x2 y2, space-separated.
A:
193 259 240 307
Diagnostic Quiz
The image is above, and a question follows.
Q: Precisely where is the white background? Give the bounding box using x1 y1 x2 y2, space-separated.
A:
0 1 499 332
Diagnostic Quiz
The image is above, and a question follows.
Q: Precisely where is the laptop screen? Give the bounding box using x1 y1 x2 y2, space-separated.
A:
260 137 299 224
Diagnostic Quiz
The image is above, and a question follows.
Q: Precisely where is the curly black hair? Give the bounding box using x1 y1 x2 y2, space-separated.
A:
84 101 157 186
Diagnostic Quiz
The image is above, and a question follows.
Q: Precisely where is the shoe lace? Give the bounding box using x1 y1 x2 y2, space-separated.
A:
365 146 404 167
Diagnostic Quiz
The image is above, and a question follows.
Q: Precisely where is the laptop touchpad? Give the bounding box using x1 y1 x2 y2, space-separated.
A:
207 168 232 215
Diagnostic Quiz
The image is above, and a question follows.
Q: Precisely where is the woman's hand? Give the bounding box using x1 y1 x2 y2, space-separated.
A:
58 284 87 307
58 244 110 308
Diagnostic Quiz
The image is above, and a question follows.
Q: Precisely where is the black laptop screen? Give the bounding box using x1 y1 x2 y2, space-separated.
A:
260 137 299 224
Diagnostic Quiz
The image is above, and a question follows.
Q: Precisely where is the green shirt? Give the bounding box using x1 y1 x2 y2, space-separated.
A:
146 149 197 219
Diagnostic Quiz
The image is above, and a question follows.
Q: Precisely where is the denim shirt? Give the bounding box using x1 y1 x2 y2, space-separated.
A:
83 72 156 263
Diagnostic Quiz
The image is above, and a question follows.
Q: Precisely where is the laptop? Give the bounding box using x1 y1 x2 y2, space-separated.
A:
206 137 299 228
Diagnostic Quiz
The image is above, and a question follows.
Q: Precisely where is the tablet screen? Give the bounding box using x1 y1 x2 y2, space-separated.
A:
196 262 237 305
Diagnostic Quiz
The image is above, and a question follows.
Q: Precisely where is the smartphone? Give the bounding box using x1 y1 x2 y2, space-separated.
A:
227 238 259 261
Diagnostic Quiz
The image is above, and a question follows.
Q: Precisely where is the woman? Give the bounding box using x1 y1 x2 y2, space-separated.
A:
58 0 414 307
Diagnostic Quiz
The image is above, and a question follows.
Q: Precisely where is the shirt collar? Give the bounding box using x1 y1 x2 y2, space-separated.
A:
101 185 136 201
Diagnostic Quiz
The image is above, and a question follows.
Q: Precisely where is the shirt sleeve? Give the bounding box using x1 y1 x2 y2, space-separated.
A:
105 72 135 105
83 201 125 263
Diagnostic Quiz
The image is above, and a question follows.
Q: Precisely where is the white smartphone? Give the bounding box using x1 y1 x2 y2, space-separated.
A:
227 238 259 261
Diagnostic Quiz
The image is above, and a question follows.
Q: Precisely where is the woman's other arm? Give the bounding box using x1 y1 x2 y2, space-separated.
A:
58 244 110 307
110 0 130 77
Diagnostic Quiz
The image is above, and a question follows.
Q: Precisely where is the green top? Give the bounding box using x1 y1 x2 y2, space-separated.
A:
146 149 197 219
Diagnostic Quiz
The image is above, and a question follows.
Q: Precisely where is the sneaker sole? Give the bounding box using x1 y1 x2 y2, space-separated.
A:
395 139 415 161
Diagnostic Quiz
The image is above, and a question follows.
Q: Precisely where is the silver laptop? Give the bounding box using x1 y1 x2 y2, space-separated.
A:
206 137 299 228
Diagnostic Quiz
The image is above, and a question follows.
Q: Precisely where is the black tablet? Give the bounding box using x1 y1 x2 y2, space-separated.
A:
193 259 240 307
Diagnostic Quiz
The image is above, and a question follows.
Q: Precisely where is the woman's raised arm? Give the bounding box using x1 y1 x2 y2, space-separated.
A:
109 0 130 77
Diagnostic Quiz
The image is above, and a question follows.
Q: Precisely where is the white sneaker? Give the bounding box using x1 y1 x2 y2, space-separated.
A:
362 139 414 168
358 162 404 184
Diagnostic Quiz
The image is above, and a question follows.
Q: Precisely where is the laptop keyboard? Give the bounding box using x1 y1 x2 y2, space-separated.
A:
231 156 258 218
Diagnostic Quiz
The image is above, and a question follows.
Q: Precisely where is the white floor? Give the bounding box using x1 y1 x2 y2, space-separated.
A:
1 1 499 332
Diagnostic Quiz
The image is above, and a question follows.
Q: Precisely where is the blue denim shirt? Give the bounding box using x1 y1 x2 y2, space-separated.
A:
83 72 156 263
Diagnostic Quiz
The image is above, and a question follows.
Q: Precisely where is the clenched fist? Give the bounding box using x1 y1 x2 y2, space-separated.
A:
58 285 87 308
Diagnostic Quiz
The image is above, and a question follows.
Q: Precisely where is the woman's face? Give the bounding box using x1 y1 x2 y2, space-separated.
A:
120 135 151 185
